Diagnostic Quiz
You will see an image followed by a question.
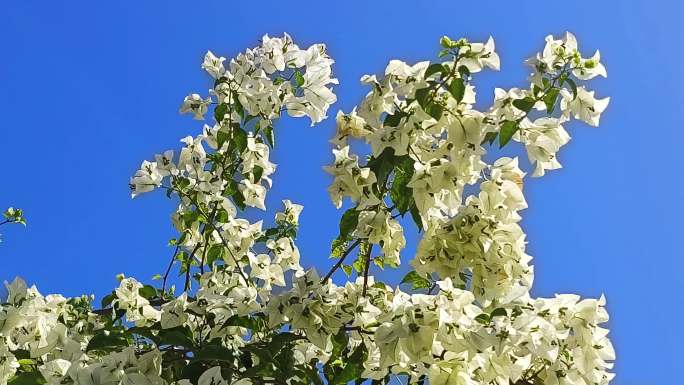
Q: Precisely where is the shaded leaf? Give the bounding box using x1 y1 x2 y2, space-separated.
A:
498 120 519 148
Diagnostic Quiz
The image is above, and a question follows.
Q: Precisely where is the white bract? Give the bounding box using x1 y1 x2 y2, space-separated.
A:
2 32 613 385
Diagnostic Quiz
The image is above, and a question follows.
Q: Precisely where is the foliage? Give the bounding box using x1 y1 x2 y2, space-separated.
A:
0 32 613 385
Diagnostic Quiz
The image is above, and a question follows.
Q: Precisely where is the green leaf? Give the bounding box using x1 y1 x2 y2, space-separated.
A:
512 97 536 113
383 110 407 127
410 203 423 231
232 92 245 120
565 77 578 100
543 87 560 113
332 344 368 384
100 292 115 308
266 333 305 356
490 308 508 318
139 285 157 300
329 329 349 365
252 165 264 182
264 125 275 148
498 120 519 148
352 256 366 273
425 103 444 120
214 103 228 123
414 87 431 109
8 372 46 385
390 157 415 214
339 208 360 240
457 65 470 79
87 330 130 352
401 271 431 290
330 237 347 258
206 244 225 266
448 78 465 102
194 344 235 362
341 264 353 276
217 129 230 149
232 126 248 153
367 148 396 189
294 70 305 87
158 326 194 348
424 63 447 79
475 313 490 325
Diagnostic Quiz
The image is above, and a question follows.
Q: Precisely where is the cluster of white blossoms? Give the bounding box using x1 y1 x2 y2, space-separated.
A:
2 32 614 385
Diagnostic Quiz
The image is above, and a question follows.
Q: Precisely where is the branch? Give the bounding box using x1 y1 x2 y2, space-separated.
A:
361 243 373 297
320 239 361 284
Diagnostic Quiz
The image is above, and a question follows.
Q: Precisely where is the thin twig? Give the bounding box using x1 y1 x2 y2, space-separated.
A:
320 239 361 283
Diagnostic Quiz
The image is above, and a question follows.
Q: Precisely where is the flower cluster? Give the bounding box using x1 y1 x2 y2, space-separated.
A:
1 32 614 385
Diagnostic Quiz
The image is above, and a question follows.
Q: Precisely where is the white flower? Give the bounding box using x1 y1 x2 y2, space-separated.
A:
202 50 226 79
179 93 212 120
560 86 610 126
130 160 163 197
519 117 571 177
275 200 304 225
239 179 267 210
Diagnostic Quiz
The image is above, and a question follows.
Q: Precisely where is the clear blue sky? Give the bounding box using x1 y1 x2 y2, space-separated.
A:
1 1 681 383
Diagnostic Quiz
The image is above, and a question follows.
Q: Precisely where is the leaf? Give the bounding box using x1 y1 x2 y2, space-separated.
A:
339 208 360 240
410 203 423 231
214 103 228 123
139 285 157 300
384 110 407 127
401 271 431 290
425 103 444 120
332 343 368 384
158 326 194 348
232 92 245 120
414 87 431 109
424 63 447 79
498 120 519 148
330 237 347 258
448 78 465 102
543 87 560 113
252 165 264 182
565 77 578 100
457 65 470 79
264 125 275 148
390 157 415 215
100 292 115 308
367 148 396 189
329 329 349 363
294 70 305 87
8 372 46 385
265 333 304 356
87 330 130 352
490 308 508 318
206 244 225 266
194 344 235 362
341 264 353 277
232 125 248 153
512 97 536 113
475 313 490 325
217 129 230 149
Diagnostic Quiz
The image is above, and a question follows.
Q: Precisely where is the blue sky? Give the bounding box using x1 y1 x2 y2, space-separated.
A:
1 1 681 383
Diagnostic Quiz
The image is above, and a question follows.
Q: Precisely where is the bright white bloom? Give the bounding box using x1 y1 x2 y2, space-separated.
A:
179 93 212 120
561 86 610 126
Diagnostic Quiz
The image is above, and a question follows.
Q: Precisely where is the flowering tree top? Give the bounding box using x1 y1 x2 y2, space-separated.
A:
1 32 613 385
